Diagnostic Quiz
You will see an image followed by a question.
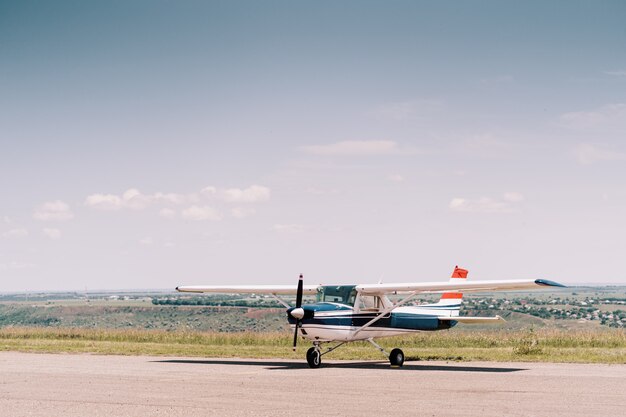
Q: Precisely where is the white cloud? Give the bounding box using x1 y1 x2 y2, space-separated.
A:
181 205 222 221
2 228 29 238
33 200 74 221
373 99 444 121
158 208 177 219
503 192 525 203
377 102 415 120
42 228 62 240
460 134 514 158
560 103 626 130
301 140 413 156
0 261 36 271
273 224 306 233
85 185 270 214
449 193 524 214
221 185 270 203
84 193 123 210
387 174 405 183
153 192 187 205
122 189 152 210
573 143 626 165
231 207 256 218
201 186 217 197
85 189 169 211
3 216 11 224
604 70 626 77
139 237 153 245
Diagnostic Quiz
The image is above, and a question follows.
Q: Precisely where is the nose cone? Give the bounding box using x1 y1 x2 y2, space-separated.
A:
289 307 305 319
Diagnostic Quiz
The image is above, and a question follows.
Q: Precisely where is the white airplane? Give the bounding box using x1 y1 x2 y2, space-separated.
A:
176 266 564 368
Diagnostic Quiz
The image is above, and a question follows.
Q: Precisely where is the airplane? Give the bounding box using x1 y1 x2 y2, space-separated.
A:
176 266 565 368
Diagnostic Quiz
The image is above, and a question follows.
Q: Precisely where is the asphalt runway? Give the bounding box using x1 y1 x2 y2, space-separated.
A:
1 352 624 417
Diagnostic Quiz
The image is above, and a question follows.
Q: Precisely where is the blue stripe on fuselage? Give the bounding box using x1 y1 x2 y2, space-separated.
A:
287 303 455 331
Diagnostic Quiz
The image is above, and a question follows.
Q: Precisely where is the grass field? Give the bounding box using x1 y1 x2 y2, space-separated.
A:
1 327 624 364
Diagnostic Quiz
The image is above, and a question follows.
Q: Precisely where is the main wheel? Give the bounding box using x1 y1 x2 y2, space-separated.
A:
306 346 322 368
389 348 404 367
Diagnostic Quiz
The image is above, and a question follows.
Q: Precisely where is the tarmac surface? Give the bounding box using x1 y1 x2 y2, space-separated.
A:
1 351 625 417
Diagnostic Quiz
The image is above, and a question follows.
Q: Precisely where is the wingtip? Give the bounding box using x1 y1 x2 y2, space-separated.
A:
535 279 566 288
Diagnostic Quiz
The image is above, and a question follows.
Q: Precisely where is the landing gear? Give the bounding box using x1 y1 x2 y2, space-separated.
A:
389 348 405 367
366 338 405 368
304 340 404 368
306 346 321 368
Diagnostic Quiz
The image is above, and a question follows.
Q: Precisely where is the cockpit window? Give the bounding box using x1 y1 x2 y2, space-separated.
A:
316 285 357 306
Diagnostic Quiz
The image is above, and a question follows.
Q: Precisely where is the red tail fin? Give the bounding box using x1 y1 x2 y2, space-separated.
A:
440 265 467 303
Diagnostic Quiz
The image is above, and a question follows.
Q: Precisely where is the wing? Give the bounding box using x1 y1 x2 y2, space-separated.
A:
356 279 564 295
176 285 319 295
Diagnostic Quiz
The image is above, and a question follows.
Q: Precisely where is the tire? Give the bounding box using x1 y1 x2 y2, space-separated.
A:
389 348 404 367
306 347 321 368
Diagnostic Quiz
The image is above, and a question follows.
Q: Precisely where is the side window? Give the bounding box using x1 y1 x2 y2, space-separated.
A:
358 295 382 311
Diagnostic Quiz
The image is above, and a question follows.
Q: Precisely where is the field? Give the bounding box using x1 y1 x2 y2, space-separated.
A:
1 327 625 364
0 287 625 364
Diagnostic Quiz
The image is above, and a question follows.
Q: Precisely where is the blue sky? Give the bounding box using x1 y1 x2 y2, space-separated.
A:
1 1 625 291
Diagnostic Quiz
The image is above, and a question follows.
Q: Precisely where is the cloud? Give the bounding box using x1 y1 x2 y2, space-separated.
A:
84 189 178 211
273 224 307 233
301 140 414 156
181 205 222 221
0 261 36 271
84 193 123 210
42 228 62 240
139 237 153 245
376 102 416 120
449 193 525 214
503 192 525 203
85 185 270 214
231 207 256 218
33 200 74 221
459 134 515 158
387 174 405 183
373 99 445 121
158 208 177 219
604 70 626 77
573 143 626 165
221 185 270 203
2 228 29 238
560 103 626 130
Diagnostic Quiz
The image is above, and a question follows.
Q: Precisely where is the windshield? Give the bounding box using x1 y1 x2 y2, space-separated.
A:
316 285 357 306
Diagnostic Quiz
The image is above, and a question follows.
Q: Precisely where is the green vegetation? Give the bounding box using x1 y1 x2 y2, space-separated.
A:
1 286 624 364
0 327 624 364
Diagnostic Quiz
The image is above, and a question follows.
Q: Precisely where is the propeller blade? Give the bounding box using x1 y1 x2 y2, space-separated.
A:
295 274 303 308
292 319 300 351
293 274 304 351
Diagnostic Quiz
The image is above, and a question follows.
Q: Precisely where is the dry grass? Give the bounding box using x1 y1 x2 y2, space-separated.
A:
0 327 624 363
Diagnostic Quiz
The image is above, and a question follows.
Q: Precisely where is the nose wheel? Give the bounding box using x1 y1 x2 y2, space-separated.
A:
306 346 321 368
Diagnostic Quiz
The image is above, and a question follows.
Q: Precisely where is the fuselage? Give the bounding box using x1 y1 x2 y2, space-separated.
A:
287 302 457 342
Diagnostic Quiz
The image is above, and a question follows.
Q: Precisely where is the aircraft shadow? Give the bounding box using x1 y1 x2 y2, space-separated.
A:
154 359 525 373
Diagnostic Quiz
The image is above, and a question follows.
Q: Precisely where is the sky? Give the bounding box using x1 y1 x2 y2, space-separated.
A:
1 1 625 291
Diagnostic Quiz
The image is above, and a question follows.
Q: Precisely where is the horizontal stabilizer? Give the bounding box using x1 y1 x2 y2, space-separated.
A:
439 315 506 324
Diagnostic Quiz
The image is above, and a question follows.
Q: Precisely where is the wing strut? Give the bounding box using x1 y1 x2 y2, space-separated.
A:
349 292 420 340
268 293 291 308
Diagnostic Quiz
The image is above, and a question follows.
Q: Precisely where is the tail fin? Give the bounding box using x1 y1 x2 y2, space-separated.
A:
412 266 467 317
436 266 468 316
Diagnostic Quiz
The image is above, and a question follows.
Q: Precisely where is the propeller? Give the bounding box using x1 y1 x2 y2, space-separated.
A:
291 274 304 351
